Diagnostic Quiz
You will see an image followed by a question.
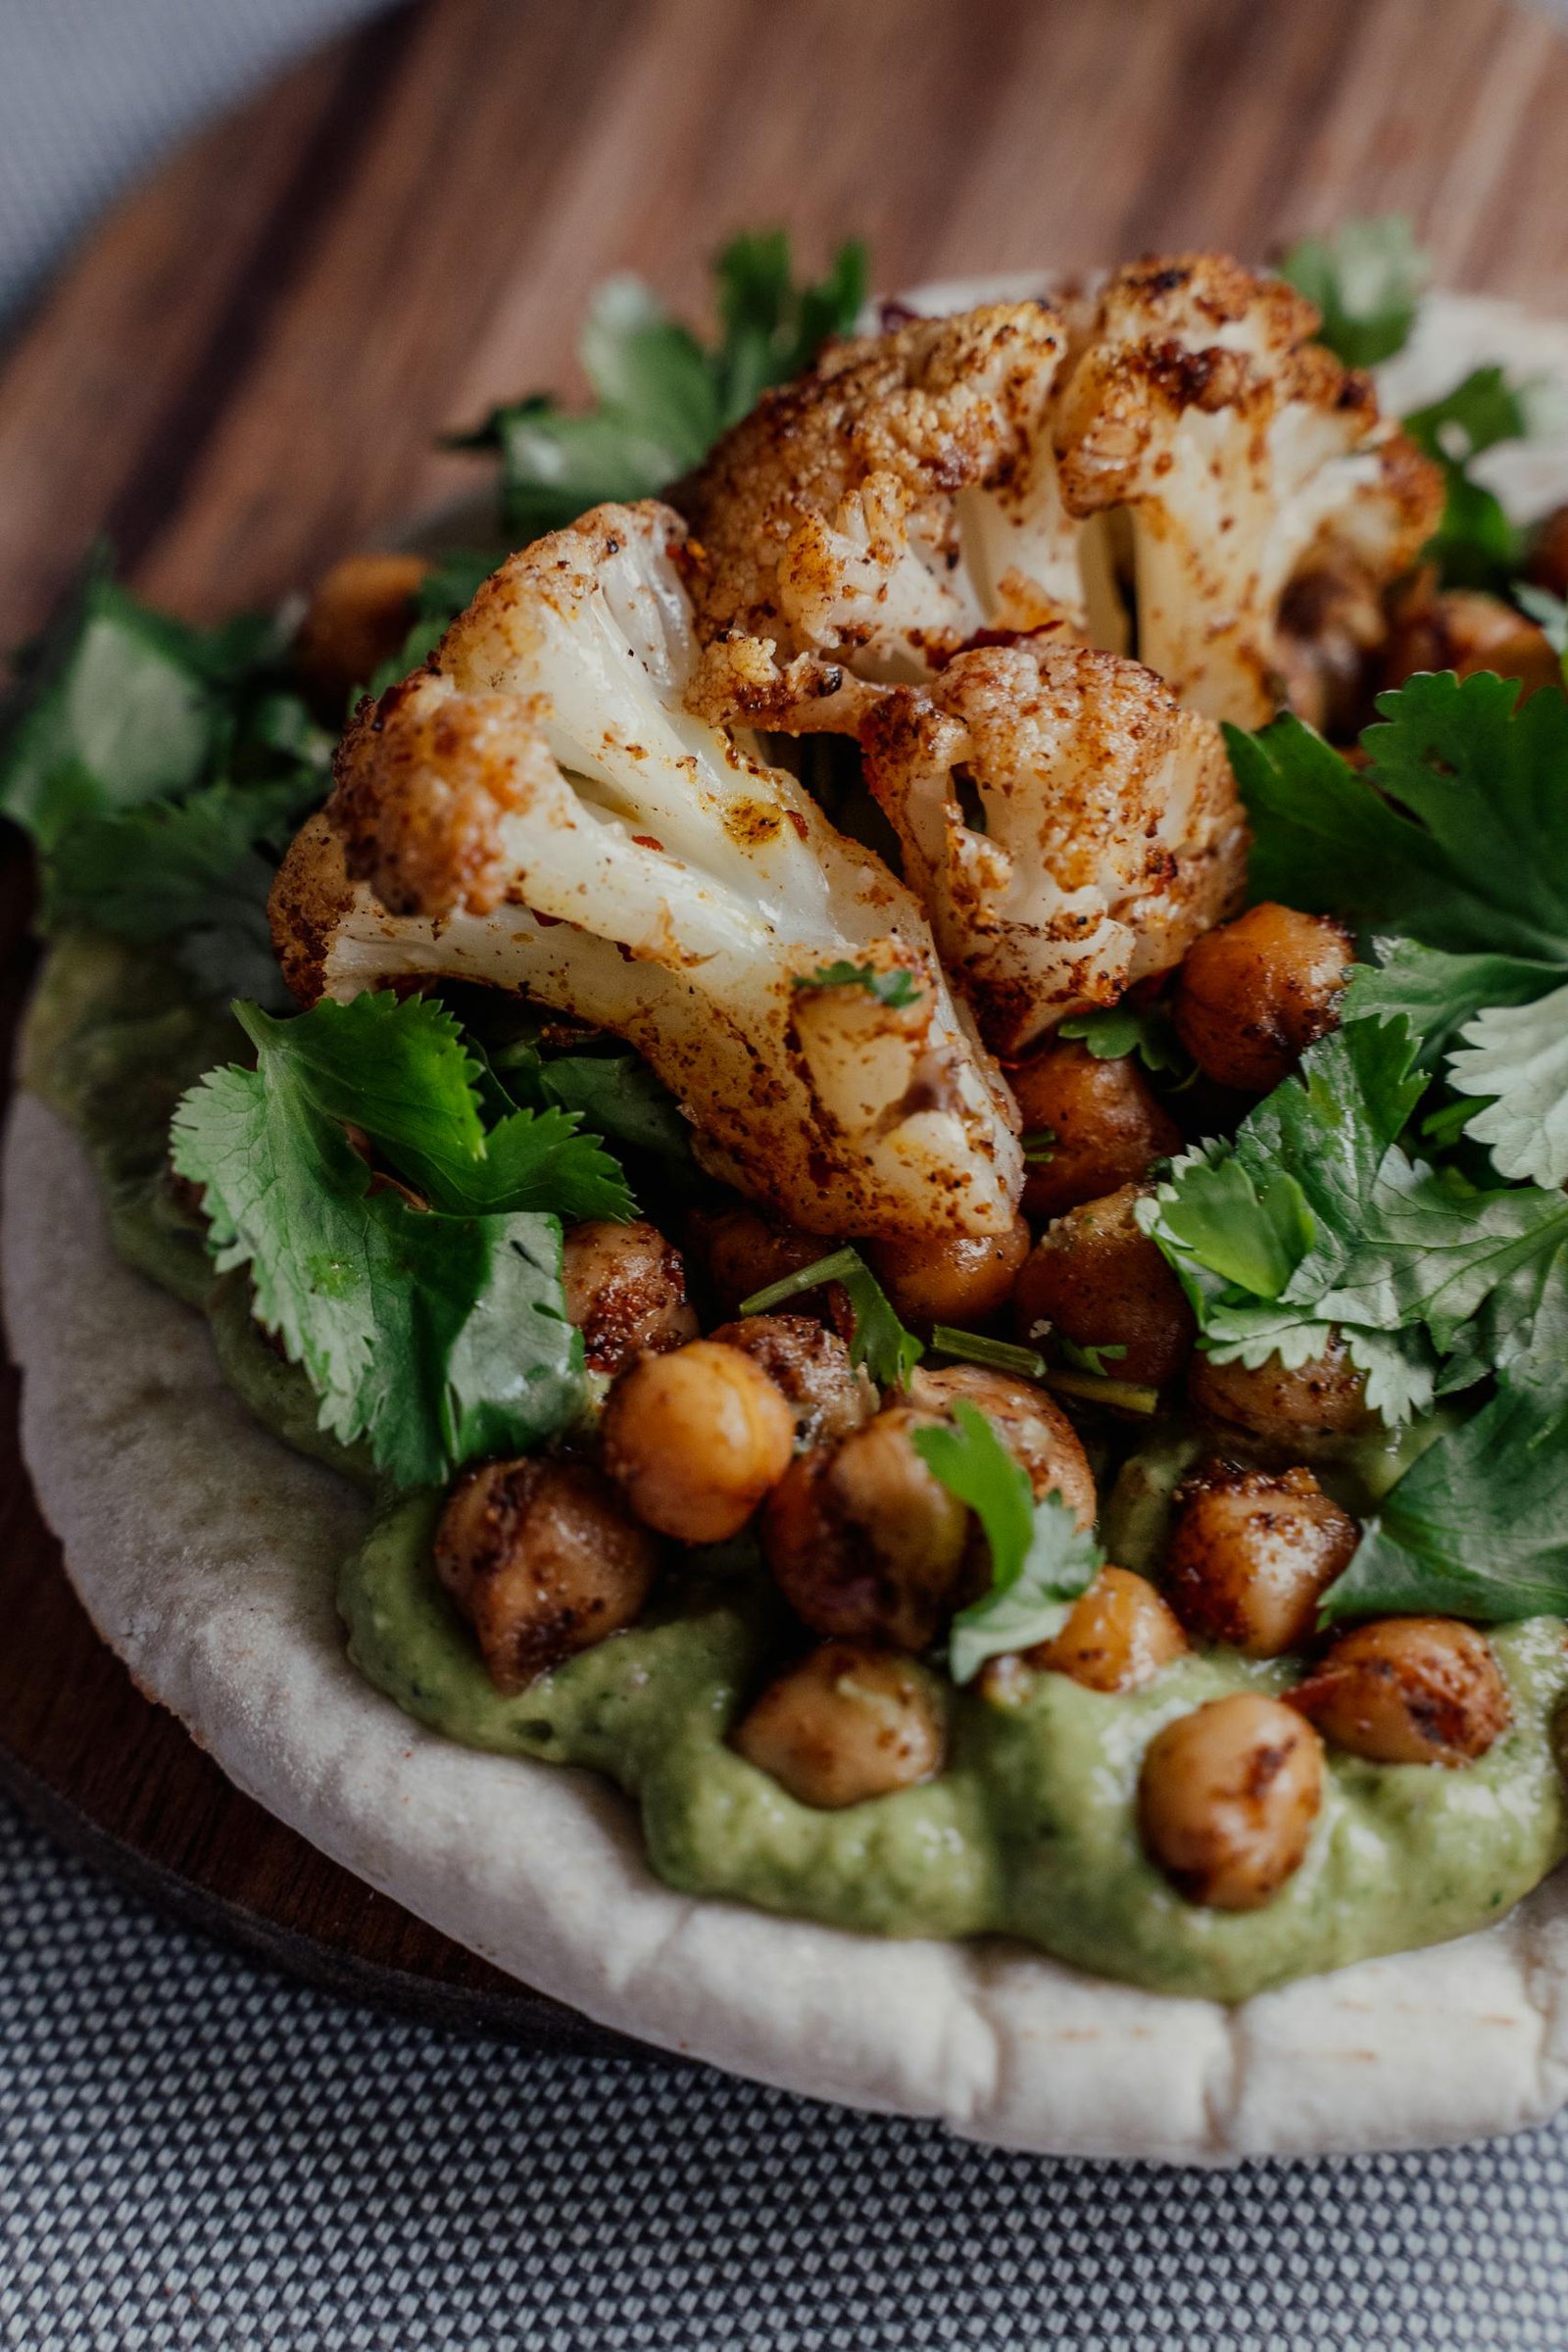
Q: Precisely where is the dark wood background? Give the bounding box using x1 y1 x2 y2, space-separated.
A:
2 0 1567 2038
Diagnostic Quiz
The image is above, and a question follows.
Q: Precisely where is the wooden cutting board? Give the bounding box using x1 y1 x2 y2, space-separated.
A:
2 0 1567 2045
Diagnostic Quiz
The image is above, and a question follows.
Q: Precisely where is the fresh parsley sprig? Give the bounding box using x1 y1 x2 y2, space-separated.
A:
911 1401 1102 1683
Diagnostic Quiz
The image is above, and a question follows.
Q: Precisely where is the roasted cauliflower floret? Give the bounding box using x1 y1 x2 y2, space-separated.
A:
1054 253 1443 725
270 502 1023 1242
676 302 1127 729
859 641 1247 1054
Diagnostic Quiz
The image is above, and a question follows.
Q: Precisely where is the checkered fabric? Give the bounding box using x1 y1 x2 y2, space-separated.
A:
5 1802 1568 2351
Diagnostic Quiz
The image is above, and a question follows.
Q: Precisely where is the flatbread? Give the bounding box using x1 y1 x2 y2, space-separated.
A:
9 288 1568 2163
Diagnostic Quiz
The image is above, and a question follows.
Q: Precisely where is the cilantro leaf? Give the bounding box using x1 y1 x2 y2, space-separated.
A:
739 1243 922 1390
1232 674 1568 963
456 230 866 535
1057 1002 1188 1077
3 555 221 847
530 1054 692 1163
233 994 634 1223
1240 683 1568 1187
1403 367 1534 590
1447 979 1568 1188
794 960 922 1008
42 773 324 1009
1278 216 1425 368
1150 1150 1317 1301
171 999 590 1488
1322 1247 1568 1623
1343 939 1556 1067
912 1400 1102 1683
1143 1022 1568 1422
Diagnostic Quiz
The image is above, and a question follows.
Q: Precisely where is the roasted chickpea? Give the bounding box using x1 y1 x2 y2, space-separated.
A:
1139 1692 1324 1910
294 552 430 708
1163 1462 1358 1657
1189 1332 1377 1455
1012 1184 1195 1389
563 1218 698 1376
866 1211 1030 1329
690 1203 844 1325
1528 503 1568 600
434 1455 659 1691
602 1340 796 1543
762 1405 972 1649
1290 1617 1511 1765
1275 560 1386 738
1383 583 1560 700
1172 903 1352 1094
1028 1566 1187 1693
708 1314 875 1445
733 1641 947 1808
911 1364 1099 1524
762 1366 1095 1649
1009 1039 1182 1220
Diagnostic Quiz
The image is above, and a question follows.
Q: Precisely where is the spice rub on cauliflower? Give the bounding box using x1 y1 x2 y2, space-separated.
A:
1054 253 1443 725
270 502 1023 1242
860 641 1248 1054
676 301 1127 729
679 256 1440 737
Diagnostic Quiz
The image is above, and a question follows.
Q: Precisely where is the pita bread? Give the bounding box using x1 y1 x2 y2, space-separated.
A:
8 289 1568 2163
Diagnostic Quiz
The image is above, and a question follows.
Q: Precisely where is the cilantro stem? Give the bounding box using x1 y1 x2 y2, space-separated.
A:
930 1325 1048 1380
738 1248 858 1316
1042 1367 1160 1416
930 1321 1158 1413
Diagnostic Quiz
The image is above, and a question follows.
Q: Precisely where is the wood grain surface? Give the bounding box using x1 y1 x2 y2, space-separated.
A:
3 0 1568 2039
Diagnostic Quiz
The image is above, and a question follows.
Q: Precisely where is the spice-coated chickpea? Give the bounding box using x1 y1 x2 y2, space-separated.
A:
762 1367 1095 1650
1383 585 1560 701
761 1403 972 1650
1012 1184 1195 1389
732 1641 948 1808
1275 560 1386 738
294 551 430 707
708 1313 875 1446
1028 1566 1187 1693
1138 1692 1324 1910
866 1210 1031 1328
1008 1041 1181 1221
602 1340 796 1543
562 1218 699 1376
911 1365 1099 1525
1163 1462 1359 1657
1290 1617 1511 1765
434 1455 659 1691
1172 903 1352 1095
1189 1332 1377 1454
1528 505 1568 600
690 1203 844 1324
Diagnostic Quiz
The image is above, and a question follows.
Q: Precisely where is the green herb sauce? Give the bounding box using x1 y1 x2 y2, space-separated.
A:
28 931 1568 2001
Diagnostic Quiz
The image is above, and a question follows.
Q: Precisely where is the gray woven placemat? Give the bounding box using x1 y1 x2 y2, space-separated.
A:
5 1799 1568 2351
